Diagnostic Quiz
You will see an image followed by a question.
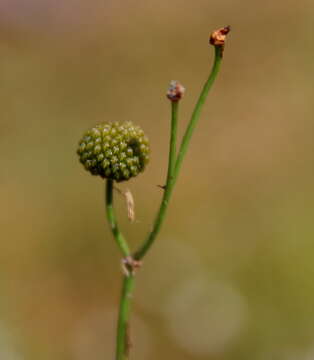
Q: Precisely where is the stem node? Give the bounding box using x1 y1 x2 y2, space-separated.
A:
121 256 143 277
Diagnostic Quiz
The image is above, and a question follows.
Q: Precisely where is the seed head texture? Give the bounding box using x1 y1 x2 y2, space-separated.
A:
77 121 150 182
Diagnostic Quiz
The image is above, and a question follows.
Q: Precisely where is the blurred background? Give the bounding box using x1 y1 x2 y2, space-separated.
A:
1 0 314 359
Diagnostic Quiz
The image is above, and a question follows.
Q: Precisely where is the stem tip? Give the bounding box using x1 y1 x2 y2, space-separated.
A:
209 25 231 47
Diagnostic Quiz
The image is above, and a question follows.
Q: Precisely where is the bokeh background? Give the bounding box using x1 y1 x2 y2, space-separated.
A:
1 0 314 359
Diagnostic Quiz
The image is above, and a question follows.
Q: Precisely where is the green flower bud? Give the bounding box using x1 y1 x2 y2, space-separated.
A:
77 121 150 182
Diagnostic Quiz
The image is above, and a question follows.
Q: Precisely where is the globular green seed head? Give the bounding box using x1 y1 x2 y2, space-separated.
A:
77 121 150 182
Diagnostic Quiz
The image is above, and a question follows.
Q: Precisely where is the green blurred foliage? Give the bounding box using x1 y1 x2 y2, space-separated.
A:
1 0 314 359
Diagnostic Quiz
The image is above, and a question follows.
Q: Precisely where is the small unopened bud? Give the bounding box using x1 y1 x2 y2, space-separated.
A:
167 80 185 102
209 26 231 47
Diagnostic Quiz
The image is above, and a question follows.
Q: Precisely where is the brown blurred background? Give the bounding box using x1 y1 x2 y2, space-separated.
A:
1 0 314 359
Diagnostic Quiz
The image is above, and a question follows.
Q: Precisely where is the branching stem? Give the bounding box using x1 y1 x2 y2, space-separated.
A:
104 35 228 360
134 45 223 261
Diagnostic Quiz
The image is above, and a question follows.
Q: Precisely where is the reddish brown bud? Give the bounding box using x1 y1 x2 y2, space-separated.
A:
167 80 185 102
209 26 231 47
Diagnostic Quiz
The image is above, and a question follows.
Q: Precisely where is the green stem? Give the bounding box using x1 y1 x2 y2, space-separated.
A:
116 274 135 360
168 101 179 176
133 99 179 260
134 45 223 261
105 179 130 257
105 179 134 359
173 46 223 180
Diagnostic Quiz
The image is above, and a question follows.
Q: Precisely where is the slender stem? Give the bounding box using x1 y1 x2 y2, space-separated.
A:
105 179 134 359
134 45 223 261
173 46 223 180
168 101 179 177
116 274 135 360
133 99 179 260
105 179 130 257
